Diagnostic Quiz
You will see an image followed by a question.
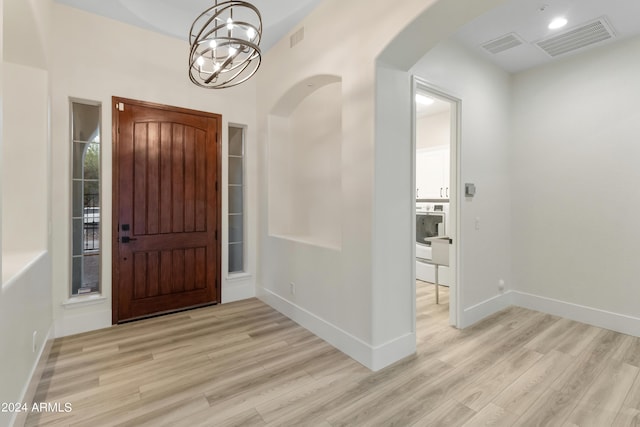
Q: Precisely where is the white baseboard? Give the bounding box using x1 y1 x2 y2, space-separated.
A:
259 289 415 371
222 281 255 303
55 310 111 338
459 291 513 329
12 324 54 427
54 283 256 338
456 290 640 339
512 291 640 338
371 332 416 371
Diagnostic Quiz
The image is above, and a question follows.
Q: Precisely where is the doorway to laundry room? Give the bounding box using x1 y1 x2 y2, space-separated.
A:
413 80 459 330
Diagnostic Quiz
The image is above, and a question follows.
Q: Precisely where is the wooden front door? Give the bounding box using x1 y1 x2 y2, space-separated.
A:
112 97 221 323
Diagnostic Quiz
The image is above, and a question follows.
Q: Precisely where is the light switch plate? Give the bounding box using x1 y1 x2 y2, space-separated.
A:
465 183 476 197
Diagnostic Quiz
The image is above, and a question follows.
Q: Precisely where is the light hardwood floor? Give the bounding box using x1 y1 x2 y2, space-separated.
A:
26 282 640 426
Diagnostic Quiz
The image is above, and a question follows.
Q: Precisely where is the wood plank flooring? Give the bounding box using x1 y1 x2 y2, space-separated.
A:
25 282 640 426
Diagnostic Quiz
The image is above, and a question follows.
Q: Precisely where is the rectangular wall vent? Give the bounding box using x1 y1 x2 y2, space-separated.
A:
290 27 305 48
480 33 524 54
536 17 615 57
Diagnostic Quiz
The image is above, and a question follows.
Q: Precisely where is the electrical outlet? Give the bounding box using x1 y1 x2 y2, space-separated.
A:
289 282 296 295
498 279 505 292
32 331 38 353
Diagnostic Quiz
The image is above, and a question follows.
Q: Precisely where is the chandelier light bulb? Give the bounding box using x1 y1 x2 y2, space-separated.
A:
209 39 217 49
226 17 234 30
247 27 256 40
229 46 238 56
196 56 205 66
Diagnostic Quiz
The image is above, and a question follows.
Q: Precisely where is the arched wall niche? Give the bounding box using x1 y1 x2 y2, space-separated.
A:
267 74 343 249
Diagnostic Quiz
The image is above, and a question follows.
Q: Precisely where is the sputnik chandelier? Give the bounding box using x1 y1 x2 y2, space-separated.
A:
189 0 262 89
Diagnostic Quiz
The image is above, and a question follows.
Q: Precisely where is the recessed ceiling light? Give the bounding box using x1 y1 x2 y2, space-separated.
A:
415 94 434 106
549 17 568 30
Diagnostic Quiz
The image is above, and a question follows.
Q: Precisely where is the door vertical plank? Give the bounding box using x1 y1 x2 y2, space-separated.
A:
117 108 136 320
147 122 160 235
206 121 217 296
195 133 207 232
133 123 148 236
195 248 206 289
147 251 159 297
133 252 147 300
160 250 172 296
172 124 185 233
159 123 173 234
184 248 195 291
184 127 196 233
172 249 185 293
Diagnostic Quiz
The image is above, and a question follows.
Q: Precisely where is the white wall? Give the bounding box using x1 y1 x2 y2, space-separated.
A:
417 111 449 150
511 35 640 323
1 1 54 426
411 40 513 320
3 0 51 70
268 81 342 249
371 0 509 356
2 62 48 259
0 253 52 427
50 4 258 336
257 0 508 370
257 0 427 369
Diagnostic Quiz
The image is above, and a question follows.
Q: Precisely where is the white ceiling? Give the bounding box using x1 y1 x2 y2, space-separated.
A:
416 94 450 118
455 0 640 73
53 0 322 52
54 0 640 73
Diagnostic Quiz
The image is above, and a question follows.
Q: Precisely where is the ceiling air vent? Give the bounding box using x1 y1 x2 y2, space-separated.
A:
290 27 304 48
480 33 524 54
536 17 615 57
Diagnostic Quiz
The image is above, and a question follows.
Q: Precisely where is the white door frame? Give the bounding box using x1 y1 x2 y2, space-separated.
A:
412 76 462 327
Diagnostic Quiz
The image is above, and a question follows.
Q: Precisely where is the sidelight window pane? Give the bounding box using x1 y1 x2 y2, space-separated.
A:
229 214 243 243
228 125 246 274
72 142 87 179
229 157 243 185
229 243 243 273
72 180 83 218
71 100 102 296
71 257 82 295
229 126 243 156
73 102 100 142
84 142 100 180
72 219 83 256
228 186 243 215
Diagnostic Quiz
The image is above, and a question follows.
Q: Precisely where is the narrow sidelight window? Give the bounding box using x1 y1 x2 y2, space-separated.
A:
228 125 245 274
70 100 102 296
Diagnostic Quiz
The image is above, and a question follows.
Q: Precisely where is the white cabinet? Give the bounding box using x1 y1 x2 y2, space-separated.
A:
416 147 450 199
